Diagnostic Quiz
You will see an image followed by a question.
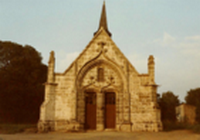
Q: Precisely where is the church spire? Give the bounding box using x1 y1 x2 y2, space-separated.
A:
94 1 112 37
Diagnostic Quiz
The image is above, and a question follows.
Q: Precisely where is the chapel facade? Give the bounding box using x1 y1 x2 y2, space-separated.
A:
38 2 162 132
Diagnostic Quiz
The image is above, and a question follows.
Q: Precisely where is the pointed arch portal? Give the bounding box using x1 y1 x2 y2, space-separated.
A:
75 59 126 130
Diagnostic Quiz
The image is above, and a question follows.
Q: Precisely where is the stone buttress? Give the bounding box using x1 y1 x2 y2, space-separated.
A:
38 1 162 132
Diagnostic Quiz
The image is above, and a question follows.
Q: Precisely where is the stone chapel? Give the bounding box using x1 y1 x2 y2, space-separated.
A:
38 2 162 132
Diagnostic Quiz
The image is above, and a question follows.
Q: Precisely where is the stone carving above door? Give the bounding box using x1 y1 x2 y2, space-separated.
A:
79 61 123 94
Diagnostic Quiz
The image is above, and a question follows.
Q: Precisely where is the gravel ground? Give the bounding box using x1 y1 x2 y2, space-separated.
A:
0 130 200 140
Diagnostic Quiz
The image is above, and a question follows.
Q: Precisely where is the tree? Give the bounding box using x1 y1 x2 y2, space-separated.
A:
185 88 200 123
158 91 180 122
0 41 47 123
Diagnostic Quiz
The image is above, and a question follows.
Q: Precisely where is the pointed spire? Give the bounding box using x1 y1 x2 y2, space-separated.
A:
94 1 112 37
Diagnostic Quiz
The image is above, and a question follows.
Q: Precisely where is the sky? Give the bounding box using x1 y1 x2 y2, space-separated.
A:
1 0 200 101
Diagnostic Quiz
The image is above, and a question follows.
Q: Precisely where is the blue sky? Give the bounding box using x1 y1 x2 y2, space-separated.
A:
1 0 200 101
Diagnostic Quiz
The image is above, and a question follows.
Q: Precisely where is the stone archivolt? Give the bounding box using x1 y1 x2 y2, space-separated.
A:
38 2 162 132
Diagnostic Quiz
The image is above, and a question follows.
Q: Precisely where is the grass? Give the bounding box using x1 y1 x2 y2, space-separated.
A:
0 123 37 134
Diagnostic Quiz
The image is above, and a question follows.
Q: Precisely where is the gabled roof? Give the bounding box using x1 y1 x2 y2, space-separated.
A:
57 28 139 76
56 2 139 76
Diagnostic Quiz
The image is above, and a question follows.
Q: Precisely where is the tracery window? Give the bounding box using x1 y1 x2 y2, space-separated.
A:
98 68 104 82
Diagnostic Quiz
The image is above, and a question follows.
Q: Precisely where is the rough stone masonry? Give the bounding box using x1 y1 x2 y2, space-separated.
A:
38 1 163 132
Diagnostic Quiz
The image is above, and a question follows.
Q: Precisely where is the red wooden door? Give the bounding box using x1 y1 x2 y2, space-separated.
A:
85 92 96 130
105 92 116 128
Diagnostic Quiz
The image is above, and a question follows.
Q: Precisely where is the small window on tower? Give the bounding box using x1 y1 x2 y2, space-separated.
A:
98 68 104 82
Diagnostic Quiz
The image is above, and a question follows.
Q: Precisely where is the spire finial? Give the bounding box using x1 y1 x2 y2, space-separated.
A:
94 1 112 37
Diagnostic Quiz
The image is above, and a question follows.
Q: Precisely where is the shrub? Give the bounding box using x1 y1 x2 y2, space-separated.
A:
162 120 186 131
162 120 200 133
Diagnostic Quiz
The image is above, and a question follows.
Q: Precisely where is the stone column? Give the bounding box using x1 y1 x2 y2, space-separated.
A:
47 51 55 83
72 90 84 131
148 55 155 84
70 90 76 121
120 62 132 132
123 93 130 121
72 62 78 122
70 62 83 131
38 51 56 132
116 91 123 130
96 92 104 131
120 92 131 132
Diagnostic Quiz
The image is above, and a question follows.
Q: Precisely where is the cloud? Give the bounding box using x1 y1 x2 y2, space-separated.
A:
56 51 79 72
178 36 200 58
181 47 200 58
152 32 176 47
152 32 200 58
163 32 176 44
127 54 148 74
149 33 200 101
185 35 200 41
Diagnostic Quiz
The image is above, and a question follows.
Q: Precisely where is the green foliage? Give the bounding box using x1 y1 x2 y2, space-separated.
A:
185 88 200 123
0 41 47 123
158 91 180 122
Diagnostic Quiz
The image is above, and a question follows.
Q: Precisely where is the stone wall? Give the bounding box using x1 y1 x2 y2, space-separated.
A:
38 29 162 132
176 104 196 124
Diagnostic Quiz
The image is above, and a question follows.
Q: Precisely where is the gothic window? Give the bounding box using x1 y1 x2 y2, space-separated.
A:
98 68 104 82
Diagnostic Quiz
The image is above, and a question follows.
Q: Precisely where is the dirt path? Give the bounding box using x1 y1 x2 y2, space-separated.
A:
0 130 200 140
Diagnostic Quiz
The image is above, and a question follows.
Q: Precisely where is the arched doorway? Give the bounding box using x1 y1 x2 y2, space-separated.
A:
105 92 116 128
85 92 96 130
76 59 126 130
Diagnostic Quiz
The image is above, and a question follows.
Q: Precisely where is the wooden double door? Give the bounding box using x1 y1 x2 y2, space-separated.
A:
85 92 96 130
85 92 116 130
105 92 116 129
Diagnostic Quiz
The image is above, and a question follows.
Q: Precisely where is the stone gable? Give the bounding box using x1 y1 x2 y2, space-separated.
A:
38 2 162 132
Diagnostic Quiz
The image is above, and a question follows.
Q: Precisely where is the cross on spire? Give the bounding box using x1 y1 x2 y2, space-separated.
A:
94 1 112 37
